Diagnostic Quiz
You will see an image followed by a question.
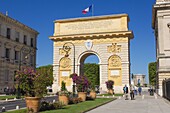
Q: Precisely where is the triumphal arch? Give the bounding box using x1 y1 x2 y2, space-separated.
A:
49 14 133 94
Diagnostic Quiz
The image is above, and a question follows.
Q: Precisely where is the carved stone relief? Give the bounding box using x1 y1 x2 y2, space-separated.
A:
59 48 71 55
107 43 121 53
109 55 121 67
60 57 71 68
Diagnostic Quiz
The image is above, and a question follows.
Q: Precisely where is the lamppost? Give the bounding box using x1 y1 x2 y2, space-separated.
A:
63 42 75 95
16 46 31 99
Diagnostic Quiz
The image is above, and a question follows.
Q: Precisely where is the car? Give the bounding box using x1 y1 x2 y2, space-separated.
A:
46 86 53 93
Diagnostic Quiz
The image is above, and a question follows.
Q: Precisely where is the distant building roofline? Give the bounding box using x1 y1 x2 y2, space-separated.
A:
0 12 39 35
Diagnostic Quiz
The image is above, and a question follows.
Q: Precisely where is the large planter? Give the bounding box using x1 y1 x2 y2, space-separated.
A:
90 91 96 100
59 95 69 105
108 89 114 95
78 92 87 101
25 97 41 113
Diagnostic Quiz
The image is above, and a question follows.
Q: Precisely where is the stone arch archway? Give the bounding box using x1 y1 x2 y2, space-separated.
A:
77 51 101 86
50 14 134 93
77 51 101 74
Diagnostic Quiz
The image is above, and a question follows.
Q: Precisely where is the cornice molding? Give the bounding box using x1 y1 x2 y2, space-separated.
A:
54 14 129 23
0 12 39 35
152 3 170 29
49 31 133 41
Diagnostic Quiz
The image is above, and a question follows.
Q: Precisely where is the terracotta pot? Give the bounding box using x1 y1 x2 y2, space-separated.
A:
59 95 69 105
78 92 87 101
25 97 41 113
90 91 96 100
108 89 114 95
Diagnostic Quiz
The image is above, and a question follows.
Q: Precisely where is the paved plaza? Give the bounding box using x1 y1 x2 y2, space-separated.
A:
87 92 170 113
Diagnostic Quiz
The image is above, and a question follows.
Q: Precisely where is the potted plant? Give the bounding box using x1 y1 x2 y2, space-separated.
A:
105 80 114 95
15 67 49 113
58 81 70 105
71 74 90 101
89 84 96 100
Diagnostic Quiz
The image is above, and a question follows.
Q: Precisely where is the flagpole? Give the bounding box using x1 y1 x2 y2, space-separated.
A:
92 4 94 16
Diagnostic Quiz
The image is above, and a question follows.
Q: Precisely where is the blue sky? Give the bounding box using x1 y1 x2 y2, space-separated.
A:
0 0 156 82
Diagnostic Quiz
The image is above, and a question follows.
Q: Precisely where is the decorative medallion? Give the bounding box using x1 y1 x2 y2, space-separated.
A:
109 55 121 67
60 57 71 68
85 40 93 50
108 43 121 53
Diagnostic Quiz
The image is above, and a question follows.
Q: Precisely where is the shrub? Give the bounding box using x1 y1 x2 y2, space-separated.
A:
105 80 114 90
39 101 63 111
69 97 82 104
58 81 71 97
15 67 48 97
61 81 67 91
74 75 90 92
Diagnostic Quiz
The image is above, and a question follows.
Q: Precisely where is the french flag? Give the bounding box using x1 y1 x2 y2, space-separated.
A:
82 5 92 14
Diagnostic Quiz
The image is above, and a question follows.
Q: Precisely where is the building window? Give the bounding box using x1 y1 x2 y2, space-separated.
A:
15 51 19 60
7 28 11 39
15 31 20 42
24 35 27 45
31 38 34 47
5 48 10 59
30 55 34 66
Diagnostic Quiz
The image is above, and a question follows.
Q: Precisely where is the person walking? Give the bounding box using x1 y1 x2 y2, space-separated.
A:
130 90 135 100
123 85 128 100
138 86 142 95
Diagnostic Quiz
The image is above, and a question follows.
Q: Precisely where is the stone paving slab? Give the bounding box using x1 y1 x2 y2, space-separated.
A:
87 93 170 113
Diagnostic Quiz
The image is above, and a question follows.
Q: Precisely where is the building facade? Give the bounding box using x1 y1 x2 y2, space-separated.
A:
50 14 133 94
132 74 146 86
152 0 170 96
0 12 39 93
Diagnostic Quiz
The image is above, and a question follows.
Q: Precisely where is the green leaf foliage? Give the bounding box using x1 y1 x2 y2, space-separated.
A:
61 81 67 91
148 62 157 86
83 63 99 88
36 65 53 86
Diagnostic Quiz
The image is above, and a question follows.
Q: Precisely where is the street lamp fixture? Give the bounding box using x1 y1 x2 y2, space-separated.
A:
63 42 76 96
16 46 31 99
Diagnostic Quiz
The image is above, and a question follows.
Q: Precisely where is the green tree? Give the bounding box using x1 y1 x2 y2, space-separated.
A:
83 63 99 88
148 62 157 86
36 65 53 86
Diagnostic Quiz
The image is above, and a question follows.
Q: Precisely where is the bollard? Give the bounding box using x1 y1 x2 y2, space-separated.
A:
16 105 19 110
119 96 121 99
14 98 16 100
2 107 6 112
112 95 115 97
142 95 145 99
123 95 125 97
53 99 55 103
5 98 8 101
102 95 104 97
